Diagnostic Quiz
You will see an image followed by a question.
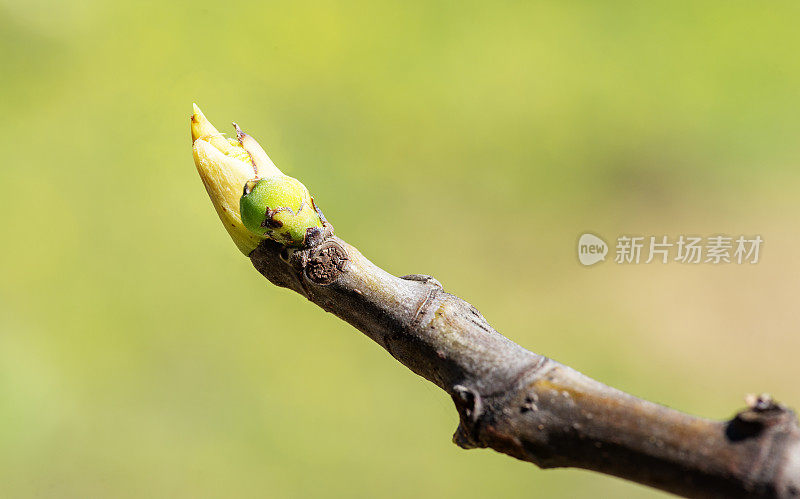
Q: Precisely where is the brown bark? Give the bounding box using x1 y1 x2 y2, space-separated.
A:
249 236 800 498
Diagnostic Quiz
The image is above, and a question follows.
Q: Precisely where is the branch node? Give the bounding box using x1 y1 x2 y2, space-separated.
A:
304 240 349 285
453 423 480 449
452 385 483 422
451 385 486 449
727 394 797 442
400 274 443 289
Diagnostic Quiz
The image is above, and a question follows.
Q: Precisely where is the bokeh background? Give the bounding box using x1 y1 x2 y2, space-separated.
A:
2 1 800 497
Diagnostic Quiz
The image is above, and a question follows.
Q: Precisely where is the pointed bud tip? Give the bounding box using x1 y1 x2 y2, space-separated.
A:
191 103 218 143
191 104 265 255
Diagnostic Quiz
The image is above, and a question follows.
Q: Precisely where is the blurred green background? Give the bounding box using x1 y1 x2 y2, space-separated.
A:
2 1 800 497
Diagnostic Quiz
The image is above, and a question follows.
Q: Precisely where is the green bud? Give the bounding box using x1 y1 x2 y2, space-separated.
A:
240 176 324 247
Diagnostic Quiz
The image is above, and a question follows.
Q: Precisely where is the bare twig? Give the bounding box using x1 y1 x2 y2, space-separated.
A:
189 104 798 497
249 236 800 498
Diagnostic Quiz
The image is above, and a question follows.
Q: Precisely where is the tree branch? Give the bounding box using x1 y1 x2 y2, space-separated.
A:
248 235 800 498
189 103 799 497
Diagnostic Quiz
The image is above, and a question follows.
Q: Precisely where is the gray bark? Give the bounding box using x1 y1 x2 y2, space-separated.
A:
249 235 800 498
